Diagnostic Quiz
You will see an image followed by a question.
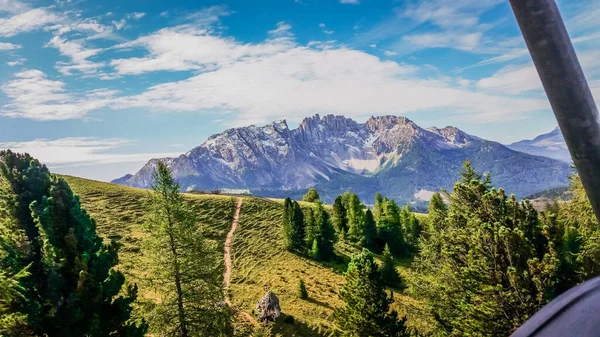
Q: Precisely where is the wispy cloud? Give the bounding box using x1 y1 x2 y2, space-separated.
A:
340 0 359 4
0 7 60 37
0 41 19 49
0 137 180 167
0 69 113 120
6 57 25 66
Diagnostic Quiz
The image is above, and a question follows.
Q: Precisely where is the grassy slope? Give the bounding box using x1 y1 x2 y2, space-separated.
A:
63 175 427 336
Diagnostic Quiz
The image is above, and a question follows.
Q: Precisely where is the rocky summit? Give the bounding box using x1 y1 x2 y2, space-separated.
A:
114 114 571 206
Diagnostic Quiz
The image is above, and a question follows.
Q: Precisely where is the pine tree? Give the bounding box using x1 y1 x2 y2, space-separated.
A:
376 197 408 256
333 249 410 337
282 198 295 251
0 150 147 337
362 209 377 250
332 195 348 234
142 162 232 337
427 192 447 233
302 188 320 203
345 193 365 242
314 202 335 261
292 201 306 251
297 279 308 299
304 207 317 248
308 239 319 260
380 244 401 288
400 205 422 251
410 161 562 337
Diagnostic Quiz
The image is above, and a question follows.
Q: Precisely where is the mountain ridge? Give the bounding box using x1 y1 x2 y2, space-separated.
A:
507 127 571 163
114 114 571 205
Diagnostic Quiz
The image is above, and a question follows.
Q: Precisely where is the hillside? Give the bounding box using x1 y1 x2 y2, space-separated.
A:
114 114 570 205
63 175 421 336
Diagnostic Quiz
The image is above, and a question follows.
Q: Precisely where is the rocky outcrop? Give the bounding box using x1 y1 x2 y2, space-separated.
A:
256 291 281 322
114 114 571 204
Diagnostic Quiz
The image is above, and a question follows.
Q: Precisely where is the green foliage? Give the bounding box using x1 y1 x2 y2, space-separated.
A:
427 192 446 233
380 244 401 288
333 249 410 337
282 198 305 252
0 150 146 337
400 205 422 251
344 193 365 242
332 196 348 234
374 197 408 257
297 279 308 299
410 160 563 337
302 188 321 203
362 209 378 251
141 162 232 337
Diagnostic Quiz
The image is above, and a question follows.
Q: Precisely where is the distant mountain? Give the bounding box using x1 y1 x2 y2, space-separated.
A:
111 174 133 185
507 127 571 163
113 114 571 205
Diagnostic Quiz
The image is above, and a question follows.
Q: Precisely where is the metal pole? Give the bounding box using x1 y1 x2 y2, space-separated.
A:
508 0 600 223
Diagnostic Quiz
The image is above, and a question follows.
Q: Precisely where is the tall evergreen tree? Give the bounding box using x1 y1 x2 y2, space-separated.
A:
292 201 306 251
313 202 335 261
302 188 321 203
427 192 447 233
380 244 401 288
142 162 232 337
333 249 410 337
376 198 407 256
362 209 377 250
345 193 365 242
332 195 348 234
282 198 294 251
410 161 562 337
304 207 317 248
0 150 146 337
400 205 421 251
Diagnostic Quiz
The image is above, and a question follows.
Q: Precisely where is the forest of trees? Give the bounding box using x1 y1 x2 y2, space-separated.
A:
2 150 600 337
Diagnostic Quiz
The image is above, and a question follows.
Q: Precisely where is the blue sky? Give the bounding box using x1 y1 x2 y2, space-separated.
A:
0 0 599 181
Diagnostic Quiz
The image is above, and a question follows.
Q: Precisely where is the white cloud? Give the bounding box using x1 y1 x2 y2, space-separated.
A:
112 19 126 30
6 57 24 66
109 39 548 126
402 31 483 51
384 50 397 56
0 137 180 167
0 41 19 49
319 23 326 28
46 35 106 76
477 64 542 94
401 0 502 29
340 0 360 4
0 69 112 120
111 23 295 75
0 0 29 14
128 12 145 20
0 8 59 37
369 43 376 48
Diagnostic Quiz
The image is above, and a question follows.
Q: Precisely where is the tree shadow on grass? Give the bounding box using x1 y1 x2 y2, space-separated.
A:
272 313 330 337
305 297 334 311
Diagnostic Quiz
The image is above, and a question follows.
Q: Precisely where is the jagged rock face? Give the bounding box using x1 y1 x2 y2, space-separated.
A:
115 114 571 205
256 291 281 322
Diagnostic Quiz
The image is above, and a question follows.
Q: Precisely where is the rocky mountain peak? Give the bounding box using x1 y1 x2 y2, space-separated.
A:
428 126 475 146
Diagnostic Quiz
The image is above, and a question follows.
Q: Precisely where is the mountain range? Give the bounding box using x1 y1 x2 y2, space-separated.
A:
113 114 571 206
507 127 571 163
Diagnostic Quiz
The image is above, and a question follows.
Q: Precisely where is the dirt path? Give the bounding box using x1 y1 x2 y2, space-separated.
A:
223 198 258 325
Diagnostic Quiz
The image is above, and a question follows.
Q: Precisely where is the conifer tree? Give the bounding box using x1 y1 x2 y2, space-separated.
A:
333 249 410 337
313 202 335 261
292 201 305 251
427 192 447 233
380 244 401 288
362 209 377 250
0 150 147 337
400 205 422 251
297 279 308 299
304 207 317 248
345 193 365 242
142 162 232 337
376 198 407 256
410 161 562 337
332 195 348 234
302 188 320 202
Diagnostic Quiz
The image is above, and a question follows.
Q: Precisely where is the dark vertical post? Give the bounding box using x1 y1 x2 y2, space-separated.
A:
508 0 600 222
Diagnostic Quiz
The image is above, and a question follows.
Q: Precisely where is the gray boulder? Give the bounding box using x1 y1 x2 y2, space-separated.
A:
256 291 281 322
